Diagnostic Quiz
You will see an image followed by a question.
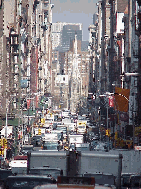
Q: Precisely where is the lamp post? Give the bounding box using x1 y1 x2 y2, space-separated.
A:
98 107 101 142
99 94 111 150
5 98 8 139
100 92 116 150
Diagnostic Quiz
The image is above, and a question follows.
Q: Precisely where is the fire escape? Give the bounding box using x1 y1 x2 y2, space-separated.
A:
9 27 19 110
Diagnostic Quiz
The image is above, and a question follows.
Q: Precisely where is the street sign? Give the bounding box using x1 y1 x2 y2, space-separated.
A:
134 137 138 144
7 113 15 119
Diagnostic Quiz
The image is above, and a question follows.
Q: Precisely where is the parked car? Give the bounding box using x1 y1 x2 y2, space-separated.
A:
3 175 56 189
20 145 34 155
83 172 116 187
42 141 60 151
28 167 63 181
94 144 108 152
31 135 43 147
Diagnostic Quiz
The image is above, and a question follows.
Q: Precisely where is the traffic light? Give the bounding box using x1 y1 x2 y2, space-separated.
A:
0 149 4 155
0 139 3 146
41 118 45 124
106 129 109 136
106 129 110 136
38 128 41 135
3 138 7 149
115 131 118 140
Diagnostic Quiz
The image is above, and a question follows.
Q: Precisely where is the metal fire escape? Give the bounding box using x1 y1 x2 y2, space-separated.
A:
9 27 19 110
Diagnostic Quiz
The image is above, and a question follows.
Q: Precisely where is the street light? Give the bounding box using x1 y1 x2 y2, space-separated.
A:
120 72 140 77
99 94 113 150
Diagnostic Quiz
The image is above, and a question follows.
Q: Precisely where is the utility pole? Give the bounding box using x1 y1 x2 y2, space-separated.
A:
106 97 109 151
5 99 8 139
98 107 102 142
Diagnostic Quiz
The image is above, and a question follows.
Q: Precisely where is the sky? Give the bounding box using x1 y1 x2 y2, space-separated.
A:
51 0 98 41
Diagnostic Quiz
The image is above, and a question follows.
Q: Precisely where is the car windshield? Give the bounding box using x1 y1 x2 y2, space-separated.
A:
32 136 42 140
78 126 85 129
76 147 89 151
56 127 66 131
22 147 33 150
44 143 58 150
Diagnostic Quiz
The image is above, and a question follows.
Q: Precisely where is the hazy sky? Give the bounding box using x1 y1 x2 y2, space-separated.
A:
51 0 98 41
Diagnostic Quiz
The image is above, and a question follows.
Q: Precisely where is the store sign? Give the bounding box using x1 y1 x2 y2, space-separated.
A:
134 146 141 151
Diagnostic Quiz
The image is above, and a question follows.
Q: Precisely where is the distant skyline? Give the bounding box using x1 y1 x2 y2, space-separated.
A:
51 0 98 41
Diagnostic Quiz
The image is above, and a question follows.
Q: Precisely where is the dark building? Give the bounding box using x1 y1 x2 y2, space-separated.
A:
61 25 82 52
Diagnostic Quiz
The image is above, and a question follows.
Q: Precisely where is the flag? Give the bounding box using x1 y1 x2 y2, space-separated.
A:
114 87 130 112
27 99 31 109
109 96 114 107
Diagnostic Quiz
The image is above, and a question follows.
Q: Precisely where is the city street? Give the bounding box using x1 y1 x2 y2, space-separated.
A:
0 0 141 188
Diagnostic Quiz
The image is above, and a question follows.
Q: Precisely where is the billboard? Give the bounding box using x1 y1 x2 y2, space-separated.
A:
114 87 130 112
116 13 124 34
55 75 68 85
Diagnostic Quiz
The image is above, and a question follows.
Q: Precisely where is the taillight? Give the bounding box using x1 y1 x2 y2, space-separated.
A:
91 177 95 185
57 176 61 184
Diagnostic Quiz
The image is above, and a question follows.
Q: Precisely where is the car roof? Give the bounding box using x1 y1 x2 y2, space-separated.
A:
7 175 55 179
32 135 42 137
30 167 61 171
33 184 113 189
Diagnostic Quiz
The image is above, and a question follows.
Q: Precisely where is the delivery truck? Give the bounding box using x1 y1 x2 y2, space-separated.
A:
27 151 122 188
77 120 87 134
68 134 83 145
27 151 67 175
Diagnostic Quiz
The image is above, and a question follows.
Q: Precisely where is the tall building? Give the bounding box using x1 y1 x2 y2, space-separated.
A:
0 0 55 121
64 35 89 113
51 22 82 51
61 25 82 52
93 13 98 25
0 0 21 116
